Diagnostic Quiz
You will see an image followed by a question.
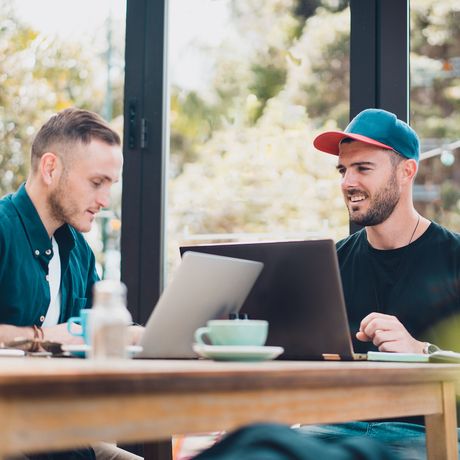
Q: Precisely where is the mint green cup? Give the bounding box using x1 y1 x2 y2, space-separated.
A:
194 319 268 346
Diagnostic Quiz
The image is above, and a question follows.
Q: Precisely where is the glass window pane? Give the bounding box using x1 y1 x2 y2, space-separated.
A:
2 0 126 279
410 0 460 231
168 0 350 273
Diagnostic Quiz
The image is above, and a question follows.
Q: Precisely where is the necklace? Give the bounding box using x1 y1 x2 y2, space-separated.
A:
407 214 421 247
368 214 421 313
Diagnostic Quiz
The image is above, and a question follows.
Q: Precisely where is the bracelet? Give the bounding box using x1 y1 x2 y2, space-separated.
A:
33 325 44 341
30 325 44 352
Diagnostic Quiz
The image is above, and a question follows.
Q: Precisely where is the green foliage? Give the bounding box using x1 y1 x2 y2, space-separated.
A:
167 0 351 265
440 180 460 211
5 0 460 260
409 1 460 229
302 28 350 129
167 0 460 256
249 59 287 123
411 1 460 139
170 88 221 175
0 1 123 196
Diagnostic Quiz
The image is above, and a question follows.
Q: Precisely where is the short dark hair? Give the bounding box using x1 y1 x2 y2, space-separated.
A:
339 137 405 167
339 137 355 145
31 108 121 171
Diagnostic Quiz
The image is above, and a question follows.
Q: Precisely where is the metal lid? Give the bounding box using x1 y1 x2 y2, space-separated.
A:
93 280 127 307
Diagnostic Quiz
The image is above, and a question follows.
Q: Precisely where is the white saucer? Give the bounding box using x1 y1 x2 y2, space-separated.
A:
193 344 284 362
62 344 143 358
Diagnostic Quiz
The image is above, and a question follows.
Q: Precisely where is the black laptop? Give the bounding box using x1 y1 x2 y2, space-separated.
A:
180 239 365 360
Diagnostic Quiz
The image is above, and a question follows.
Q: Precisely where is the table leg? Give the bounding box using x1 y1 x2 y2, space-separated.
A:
425 382 458 460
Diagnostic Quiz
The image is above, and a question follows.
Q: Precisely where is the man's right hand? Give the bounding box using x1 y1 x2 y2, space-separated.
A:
42 323 85 345
357 312 424 353
0 323 83 345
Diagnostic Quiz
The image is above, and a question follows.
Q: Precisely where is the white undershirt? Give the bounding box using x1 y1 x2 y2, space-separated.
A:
42 237 61 327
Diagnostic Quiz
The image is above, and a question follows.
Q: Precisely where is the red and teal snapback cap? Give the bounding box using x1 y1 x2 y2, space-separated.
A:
313 108 420 162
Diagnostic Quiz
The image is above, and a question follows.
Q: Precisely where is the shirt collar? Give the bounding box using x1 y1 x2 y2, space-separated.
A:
11 184 75 262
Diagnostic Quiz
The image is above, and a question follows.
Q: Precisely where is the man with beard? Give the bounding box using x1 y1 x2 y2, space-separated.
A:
296 108 460 458
314 108 460 355
0 108 142 460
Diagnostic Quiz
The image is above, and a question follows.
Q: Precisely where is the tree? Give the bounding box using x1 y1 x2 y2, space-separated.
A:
168 0 351 266
0 1 124 195
411 0 460 140
168 0 460 260
0 1 125 277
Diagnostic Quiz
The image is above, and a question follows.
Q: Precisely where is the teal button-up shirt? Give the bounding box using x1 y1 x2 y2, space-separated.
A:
0 184 99 327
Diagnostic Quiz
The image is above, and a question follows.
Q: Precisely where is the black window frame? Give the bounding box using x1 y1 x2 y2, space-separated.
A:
120 1 409 458
122 0 409 324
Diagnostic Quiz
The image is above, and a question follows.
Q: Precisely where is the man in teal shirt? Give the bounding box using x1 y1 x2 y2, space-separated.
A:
0 184 98 329
0 108 141 460
0 107 121 345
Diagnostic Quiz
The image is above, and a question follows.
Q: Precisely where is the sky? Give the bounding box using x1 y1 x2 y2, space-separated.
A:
168 0 230 90
12 0 125 39
11 0 231 91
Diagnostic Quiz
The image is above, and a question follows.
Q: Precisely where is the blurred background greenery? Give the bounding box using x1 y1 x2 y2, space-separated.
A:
2 0 460 277
0 0 125 278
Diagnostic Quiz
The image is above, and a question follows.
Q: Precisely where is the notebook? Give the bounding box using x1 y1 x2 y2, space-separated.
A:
136 251 263 358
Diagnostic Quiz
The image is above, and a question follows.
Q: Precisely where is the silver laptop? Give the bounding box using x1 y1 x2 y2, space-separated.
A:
136 251 263 358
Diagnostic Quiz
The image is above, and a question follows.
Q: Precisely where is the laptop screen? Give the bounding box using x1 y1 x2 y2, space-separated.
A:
137 251 263 358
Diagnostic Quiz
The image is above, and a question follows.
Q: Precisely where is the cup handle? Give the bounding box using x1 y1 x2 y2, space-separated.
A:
67 317 83 336
194 327 210 345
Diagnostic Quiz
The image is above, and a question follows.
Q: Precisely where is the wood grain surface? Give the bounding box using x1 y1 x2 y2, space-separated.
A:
0 358 458 459
0 358 459 396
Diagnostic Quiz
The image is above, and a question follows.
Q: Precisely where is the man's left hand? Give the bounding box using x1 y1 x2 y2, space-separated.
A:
128 325 145 345
356 312 424 353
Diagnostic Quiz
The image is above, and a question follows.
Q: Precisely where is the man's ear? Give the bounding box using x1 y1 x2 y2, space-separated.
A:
39 152 60 185
400 159 418 183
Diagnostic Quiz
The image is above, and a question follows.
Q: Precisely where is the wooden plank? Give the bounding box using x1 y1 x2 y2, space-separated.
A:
0 360 459 397
425 382 458 460
0 383 442 456
0 360 458 459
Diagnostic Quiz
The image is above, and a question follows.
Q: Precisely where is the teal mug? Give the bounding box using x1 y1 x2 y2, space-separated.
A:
67 308 92 344
194 319 268 346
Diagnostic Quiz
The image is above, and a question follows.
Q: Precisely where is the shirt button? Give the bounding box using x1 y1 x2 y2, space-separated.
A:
39 315 45 322
45 249 52 256
45 275 50 282
34 250 40 256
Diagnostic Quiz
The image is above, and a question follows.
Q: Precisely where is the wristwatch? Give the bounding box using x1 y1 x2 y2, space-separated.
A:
423 342 441 355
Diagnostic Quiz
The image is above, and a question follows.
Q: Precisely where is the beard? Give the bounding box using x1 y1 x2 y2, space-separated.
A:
48 178 81 231
347 174 400 226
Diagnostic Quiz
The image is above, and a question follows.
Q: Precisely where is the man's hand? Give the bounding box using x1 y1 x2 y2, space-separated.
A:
42 323 85 345
128 325 145 345
43 324 144 345
357 312 424 353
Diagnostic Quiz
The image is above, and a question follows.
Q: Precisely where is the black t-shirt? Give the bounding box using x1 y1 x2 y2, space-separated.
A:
337 221 460 354
338 221 460 425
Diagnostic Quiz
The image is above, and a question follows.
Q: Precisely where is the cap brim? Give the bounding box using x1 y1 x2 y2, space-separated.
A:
313 131 394 155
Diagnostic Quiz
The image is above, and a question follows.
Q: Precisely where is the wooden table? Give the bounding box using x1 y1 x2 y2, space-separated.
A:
0 358 459 459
